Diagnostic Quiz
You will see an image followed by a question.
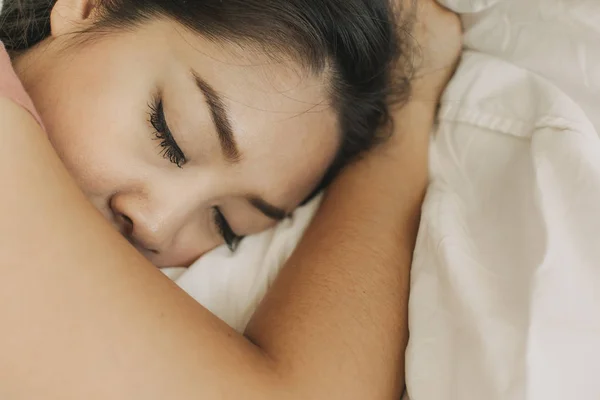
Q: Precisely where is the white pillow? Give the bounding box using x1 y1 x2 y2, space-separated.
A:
171 196 321 332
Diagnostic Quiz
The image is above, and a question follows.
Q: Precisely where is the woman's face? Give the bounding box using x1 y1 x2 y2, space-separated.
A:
15 1 339 267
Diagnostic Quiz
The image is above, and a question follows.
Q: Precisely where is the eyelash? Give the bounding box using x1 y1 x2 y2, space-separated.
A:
213 207 243 252
148 98 187 168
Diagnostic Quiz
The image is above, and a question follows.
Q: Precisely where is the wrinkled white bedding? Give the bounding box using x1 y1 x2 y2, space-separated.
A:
407 1 600 399
167 0 600 398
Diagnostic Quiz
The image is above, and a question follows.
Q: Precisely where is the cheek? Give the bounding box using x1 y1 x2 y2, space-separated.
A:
50 127 127 198
39 86 151 205
28 37 166 198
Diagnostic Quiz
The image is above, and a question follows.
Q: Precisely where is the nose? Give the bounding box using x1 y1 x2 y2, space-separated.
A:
110 193 166 254
109 190 210 267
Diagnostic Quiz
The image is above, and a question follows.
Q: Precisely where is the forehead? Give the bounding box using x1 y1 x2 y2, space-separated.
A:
166 22 341 203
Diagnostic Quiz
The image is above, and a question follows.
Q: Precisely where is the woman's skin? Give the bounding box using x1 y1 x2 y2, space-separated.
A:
0 1 461 399
15 0 340 268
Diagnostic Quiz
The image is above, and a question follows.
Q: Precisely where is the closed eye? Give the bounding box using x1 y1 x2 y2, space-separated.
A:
148 97 187 168
212 207 243 252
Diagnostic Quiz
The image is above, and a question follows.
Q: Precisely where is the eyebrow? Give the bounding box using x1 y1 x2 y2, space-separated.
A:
249 197 289 221
192 71 242 163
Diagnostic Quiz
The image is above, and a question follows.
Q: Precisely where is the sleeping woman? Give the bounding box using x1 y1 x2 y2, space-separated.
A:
0 0 460 398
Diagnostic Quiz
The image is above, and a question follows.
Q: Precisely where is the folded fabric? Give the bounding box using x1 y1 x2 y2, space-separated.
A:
407 1 600 399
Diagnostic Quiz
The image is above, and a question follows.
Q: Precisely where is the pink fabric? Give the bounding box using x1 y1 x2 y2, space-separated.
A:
0 42 44 128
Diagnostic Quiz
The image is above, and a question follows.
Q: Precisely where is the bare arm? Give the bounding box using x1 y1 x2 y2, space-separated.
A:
244 99 434 399
0 3 460 399
0 95 431 399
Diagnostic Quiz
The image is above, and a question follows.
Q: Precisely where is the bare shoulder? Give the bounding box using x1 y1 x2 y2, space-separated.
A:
0 96 43 140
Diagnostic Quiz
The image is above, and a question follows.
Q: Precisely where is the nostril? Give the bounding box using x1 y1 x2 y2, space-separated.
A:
109 196 161 256
123 216 133 227
121 214 133 226
117 213 159 255
120 213 133 233
115 212 134 238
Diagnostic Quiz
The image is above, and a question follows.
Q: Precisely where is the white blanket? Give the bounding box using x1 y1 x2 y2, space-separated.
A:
410 0 600 399
148 0 600 398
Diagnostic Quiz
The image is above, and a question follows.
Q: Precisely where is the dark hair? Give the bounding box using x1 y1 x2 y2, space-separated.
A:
0 0 414 200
